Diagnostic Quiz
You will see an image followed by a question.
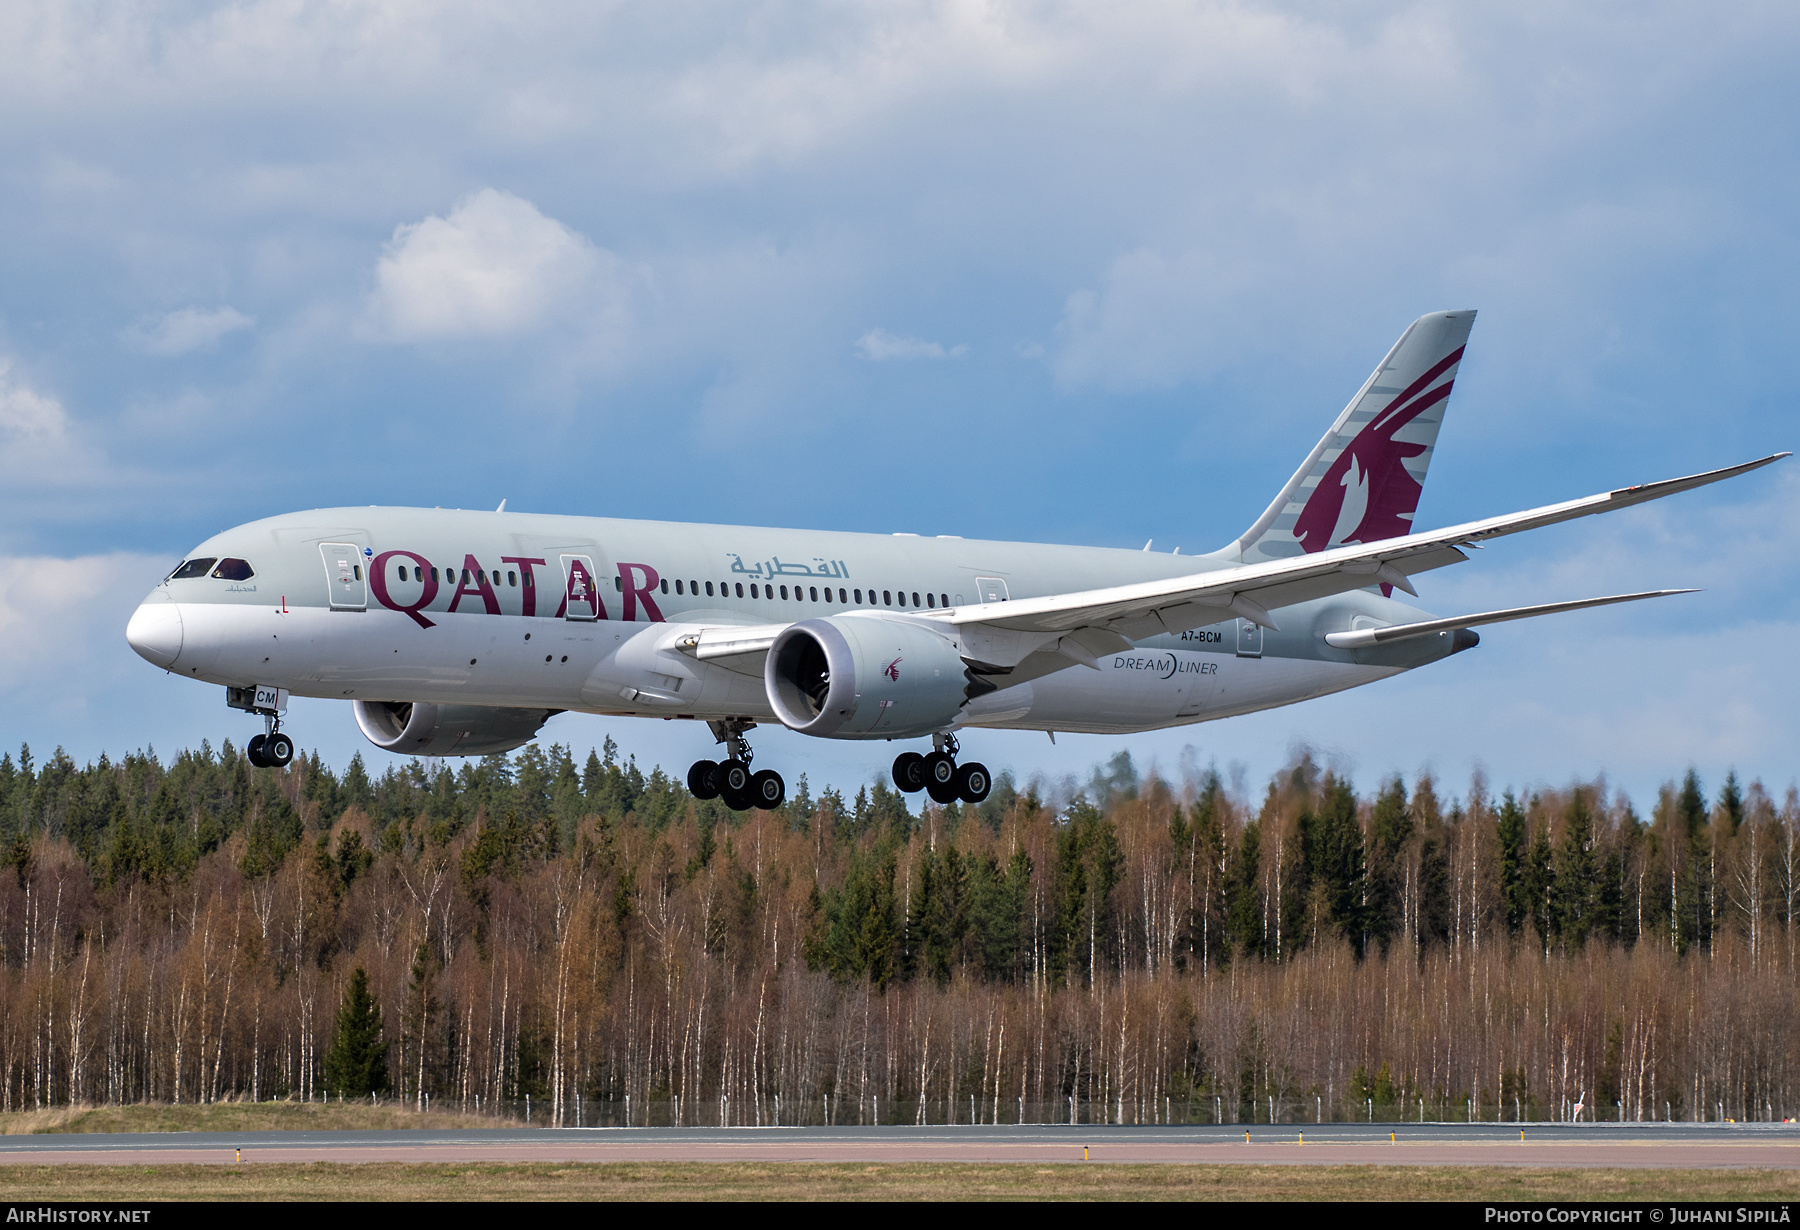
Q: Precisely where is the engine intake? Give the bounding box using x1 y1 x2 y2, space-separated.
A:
766 616 984 740
353 701 561 757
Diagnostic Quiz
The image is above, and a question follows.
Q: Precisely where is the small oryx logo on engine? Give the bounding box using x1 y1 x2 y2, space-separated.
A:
883 656 902 682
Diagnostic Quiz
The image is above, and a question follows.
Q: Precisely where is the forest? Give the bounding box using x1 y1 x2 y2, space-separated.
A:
1 733 1795 1128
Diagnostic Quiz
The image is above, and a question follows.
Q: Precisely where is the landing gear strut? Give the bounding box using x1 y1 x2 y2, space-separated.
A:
893 733 990 805
689 720 785 812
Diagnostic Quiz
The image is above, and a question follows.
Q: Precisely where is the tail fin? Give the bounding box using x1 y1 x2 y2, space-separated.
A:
1217 310 1476 563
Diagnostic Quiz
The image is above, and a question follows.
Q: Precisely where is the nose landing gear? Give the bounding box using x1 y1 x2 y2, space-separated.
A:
228 684 295 768
688 720 786 812
893 733 990 805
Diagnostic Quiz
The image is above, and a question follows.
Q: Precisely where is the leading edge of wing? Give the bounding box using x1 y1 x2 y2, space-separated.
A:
945 452 1788 636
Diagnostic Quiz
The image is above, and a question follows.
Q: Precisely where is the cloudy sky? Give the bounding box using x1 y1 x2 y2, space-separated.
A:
2 1 1795 810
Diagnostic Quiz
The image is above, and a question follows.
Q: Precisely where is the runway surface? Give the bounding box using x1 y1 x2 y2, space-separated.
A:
3 1122 1798 1169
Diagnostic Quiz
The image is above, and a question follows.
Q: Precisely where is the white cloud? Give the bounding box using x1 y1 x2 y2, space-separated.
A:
855 328 967 361
365 189 617 342
0 553 161 688
0 362 68 440
0 362 128 500
1052 248 1262 392
127 306 255 356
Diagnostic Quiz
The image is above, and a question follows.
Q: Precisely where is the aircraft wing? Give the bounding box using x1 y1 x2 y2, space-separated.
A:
943 453 1785 669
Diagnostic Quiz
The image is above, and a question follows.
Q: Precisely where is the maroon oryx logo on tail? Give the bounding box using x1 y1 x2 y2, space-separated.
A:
1293 345 1464 555
883 656 902 682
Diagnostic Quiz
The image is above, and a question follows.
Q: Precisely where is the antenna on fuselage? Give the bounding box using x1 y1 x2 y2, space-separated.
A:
496 499 507 512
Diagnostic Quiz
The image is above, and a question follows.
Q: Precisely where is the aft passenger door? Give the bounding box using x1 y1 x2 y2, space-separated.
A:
320 543 368 610
1236 618 1263 658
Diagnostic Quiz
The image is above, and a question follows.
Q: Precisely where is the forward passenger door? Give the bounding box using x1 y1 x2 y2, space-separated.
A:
320 543 368 610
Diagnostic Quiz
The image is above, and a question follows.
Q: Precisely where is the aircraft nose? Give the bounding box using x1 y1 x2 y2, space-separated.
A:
127 600 183 669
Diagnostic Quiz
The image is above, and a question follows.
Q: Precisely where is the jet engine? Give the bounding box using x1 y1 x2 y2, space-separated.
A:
765 616 992 740
353 700 561 757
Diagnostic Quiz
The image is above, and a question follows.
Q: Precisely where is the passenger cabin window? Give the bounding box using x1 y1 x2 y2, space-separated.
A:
735 583 744 598
660 578 669 594
508 571 517 587
169 558 217 581
675 580 684 595
883 591 892 606
912 592 920 607
211 558 255 581
523 571 533 588
810 586 818 601
705 581 714 596
779 585 788 599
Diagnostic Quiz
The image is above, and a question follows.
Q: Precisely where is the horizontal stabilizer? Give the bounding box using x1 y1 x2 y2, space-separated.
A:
1322 589 1698 649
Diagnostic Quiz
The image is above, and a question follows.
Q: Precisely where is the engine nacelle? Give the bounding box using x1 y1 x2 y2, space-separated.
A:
353 701 561 757
765 615 985 740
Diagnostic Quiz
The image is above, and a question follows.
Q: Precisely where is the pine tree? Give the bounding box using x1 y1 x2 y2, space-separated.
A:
1553 789 1600 948
323 967 389 1097
1496 791 1528 935
1365 777 1413 953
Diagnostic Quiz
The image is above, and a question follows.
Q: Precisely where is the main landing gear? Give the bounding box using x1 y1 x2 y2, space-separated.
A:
688 720 786 812
893 733 991 806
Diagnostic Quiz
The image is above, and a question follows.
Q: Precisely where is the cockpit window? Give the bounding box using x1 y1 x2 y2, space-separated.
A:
168 558 217 580
212 558 255 581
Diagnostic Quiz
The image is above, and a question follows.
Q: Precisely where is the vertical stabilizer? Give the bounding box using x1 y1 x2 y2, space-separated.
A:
1217 310 1476 563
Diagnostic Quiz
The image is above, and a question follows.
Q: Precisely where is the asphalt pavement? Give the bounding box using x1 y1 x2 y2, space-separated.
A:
3 1121 1796 1168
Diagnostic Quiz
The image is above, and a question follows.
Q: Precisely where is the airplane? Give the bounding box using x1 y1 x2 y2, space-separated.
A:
125 310 1786 811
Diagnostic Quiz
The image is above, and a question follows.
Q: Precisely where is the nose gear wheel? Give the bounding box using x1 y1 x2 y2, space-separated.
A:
246 709 294 769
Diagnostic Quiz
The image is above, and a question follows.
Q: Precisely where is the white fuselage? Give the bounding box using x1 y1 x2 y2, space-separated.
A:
127 506 1459 743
